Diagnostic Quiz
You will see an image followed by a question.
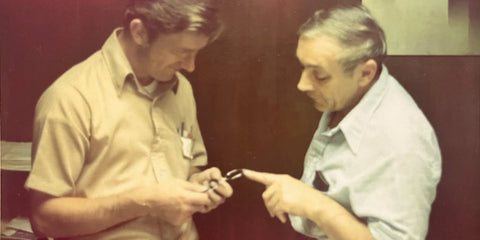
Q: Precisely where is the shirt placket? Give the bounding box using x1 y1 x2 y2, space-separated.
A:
303 132 332 186
150 95 170 181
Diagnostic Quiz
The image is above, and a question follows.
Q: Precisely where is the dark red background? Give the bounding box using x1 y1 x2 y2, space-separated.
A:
1 1 479 239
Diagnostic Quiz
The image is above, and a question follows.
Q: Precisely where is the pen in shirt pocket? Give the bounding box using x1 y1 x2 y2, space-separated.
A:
179 122 193 139
181 122 184 137
188 126 193 138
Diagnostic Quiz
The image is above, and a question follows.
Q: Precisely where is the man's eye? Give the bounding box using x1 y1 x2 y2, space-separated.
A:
312 70 329 81
315 76 329 81
173 49 188 55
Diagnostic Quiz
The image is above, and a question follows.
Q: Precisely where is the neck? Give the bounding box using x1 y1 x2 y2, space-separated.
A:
328 111 345 129
118 30 152 86
328 77 378 128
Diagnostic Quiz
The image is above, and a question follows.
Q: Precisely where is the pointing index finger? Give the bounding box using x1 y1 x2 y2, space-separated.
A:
242 169 275 186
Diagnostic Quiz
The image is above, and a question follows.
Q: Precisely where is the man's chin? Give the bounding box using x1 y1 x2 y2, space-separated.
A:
154 74 177 84
314 103 328 112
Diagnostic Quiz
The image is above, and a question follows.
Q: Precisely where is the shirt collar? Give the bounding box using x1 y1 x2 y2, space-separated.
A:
102 28 179 96
338 65 390 154
101 28 134 96
156 74 180 95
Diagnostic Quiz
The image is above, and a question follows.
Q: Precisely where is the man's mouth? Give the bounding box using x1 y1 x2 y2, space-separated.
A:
306 93 325 106
306 92 317 101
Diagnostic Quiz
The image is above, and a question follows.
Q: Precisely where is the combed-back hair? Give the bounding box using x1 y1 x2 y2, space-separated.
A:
298 5 387 75
124 0 222 42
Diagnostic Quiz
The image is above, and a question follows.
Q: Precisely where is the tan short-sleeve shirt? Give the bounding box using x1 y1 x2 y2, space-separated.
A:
25 29 207 239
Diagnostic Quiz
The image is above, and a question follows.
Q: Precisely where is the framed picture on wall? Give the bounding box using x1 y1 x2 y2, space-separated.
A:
363 0 480 55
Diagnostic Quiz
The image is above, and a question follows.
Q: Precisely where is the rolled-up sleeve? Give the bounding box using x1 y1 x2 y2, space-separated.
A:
349 133 441 240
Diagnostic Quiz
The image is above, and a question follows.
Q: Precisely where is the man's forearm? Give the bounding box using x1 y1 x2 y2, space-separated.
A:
308 192 375 240
31 191 148 238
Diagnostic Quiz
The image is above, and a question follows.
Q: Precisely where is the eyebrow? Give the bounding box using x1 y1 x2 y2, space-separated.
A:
301 62 326 72
178 48 195 53
296 55 324 70
298 61 330 77
304 64 323 69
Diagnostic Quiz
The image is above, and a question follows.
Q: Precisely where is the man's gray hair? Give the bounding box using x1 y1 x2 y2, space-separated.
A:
298 5 387 74
124 0 222 42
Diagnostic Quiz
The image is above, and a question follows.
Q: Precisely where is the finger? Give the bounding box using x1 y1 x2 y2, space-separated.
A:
262 191 274 217
195 167 222 183
202 180 210 189
268 193 288 223
181 180 209 192
269 194 284 221
198 204 212 214
264 189 280 218
264 198 274 218
262 185 275 202
261 185 277 217
187 203 206 214
208 180 219 192
213 188 225 198
242 169 275 186
207 188 224 204
213 180 233 199
207 167 223 180
184 191 211 206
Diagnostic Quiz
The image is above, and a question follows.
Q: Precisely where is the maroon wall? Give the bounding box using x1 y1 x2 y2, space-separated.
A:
1 1 479 239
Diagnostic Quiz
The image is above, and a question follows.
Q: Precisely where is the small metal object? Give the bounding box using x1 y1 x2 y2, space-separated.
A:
205 168 243 192
223 168 244 181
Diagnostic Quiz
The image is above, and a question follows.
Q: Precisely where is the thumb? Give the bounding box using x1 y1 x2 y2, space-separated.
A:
181 180 209 192
242 169 275 186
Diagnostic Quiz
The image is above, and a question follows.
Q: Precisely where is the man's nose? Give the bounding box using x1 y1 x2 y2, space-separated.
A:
181 54 196 73
297 71 313 92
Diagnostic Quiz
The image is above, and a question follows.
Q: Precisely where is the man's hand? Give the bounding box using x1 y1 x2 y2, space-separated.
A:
188 167 233 213
243 169 377 240
129 178 211 226
29 178 211 237
242 169 324 223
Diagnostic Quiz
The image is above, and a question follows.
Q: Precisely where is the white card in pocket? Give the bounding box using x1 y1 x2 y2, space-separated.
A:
181 135 193 160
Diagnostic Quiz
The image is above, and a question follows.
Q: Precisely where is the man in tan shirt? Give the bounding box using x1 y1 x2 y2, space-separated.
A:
25 1 232 239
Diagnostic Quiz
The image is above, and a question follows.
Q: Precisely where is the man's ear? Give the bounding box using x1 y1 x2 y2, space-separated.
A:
129 18 149 47
358 59 378 87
